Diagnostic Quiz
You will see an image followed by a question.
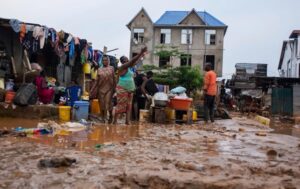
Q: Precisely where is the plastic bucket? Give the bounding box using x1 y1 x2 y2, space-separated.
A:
169 98 193 110
193 111 198 121
83 63 91 74
165 108 175 120
59 106 71 122
91 69 97 79
90 99 100 114
5 91 16 104
73 101 89 121
139 109 149 122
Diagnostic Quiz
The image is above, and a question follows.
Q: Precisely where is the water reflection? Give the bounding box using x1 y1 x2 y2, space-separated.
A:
19 125 140 152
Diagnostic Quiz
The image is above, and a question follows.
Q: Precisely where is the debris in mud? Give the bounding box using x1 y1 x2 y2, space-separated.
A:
0 129 27 137
0 129 10 136
38 157 77 168
267 149 278 157
239 128 245 132
175 161 204 172
255 132 267 136
205 138 217 143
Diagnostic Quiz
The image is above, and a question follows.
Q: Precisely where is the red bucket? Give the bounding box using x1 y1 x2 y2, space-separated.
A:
5 91 16 104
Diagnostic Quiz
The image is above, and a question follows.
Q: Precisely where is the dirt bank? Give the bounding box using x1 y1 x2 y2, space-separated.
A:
0 117 299 189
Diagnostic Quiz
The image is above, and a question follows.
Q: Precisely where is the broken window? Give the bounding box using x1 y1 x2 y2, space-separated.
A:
160 29 171 44
180 54 192 66
159 55 170 68
133 28 144 44
204 55 215 70
205 30 216 45
181 29 192 44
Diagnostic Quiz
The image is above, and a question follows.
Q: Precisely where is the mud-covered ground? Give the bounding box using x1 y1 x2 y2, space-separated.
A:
0 117 300 189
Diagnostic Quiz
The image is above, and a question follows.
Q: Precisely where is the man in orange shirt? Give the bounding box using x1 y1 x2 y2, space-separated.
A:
203 63 217 123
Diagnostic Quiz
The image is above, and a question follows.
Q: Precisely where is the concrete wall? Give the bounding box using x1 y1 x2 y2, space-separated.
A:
0 26 23 75
280 38 300 78
129 10 154 66
152 27 225 76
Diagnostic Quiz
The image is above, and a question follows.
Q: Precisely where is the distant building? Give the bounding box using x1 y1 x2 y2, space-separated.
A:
127 8 227 76
278 30 300 78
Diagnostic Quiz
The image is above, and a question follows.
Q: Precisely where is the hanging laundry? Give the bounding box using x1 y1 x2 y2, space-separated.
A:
81 49 87 64
64 65 72 86
22 31 33 50
58 30 65 43
79 39 87 52
57 63 65 86
32 39 39 53
33 26 45 49
74 37 80 45
87 45 93 61
26 25 35 32
69 39 75 64
55 42 65 58
9 19 21 33
44 26 49 45
48 28 57 43
19 24 26 42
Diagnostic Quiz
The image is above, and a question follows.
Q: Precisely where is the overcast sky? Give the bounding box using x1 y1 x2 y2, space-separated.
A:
1 0 300 77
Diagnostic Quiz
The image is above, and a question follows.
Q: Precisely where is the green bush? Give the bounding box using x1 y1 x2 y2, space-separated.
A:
153 66 203 95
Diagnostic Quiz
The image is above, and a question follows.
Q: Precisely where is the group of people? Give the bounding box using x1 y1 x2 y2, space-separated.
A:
33 46 218 125
90 47 157 124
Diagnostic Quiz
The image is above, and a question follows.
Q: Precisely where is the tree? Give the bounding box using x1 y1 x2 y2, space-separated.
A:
154 45 181 68
153 66 203 96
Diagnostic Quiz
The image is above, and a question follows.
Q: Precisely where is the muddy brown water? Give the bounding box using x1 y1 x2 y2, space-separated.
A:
270 120 300 138
0 116 300 154
0 117 141 152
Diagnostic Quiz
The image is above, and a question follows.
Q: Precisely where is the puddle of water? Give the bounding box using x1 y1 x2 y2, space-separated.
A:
0 117 41 129
270 121 300 138
17 124 140 152
0 117 141 152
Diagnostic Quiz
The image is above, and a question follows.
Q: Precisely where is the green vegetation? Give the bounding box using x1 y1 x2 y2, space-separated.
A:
147 45 203 95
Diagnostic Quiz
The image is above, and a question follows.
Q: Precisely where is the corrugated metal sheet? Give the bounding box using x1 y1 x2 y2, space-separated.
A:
272 88 293 116
154 11 226 27
293 85 300 116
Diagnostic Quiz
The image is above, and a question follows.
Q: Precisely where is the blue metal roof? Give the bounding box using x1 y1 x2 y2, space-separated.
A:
154 11 226 27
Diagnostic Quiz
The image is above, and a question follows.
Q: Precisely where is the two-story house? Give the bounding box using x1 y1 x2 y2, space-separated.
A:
127 8 227 76
278 30 300 78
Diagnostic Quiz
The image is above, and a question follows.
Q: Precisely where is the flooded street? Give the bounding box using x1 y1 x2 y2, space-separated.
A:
0 117 300 189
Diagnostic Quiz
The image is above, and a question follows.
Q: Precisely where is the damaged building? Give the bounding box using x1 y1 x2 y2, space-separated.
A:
127 8 227 76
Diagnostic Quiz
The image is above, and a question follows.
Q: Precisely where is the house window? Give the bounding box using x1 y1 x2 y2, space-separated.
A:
204 55 215 70
180 54 192 66
133 28 144 44
160 29 171 44
205 30 216 45
159 55 170 68
181 29 192 44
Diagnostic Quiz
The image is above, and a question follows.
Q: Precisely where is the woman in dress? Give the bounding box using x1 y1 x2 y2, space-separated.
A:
113 47 147 124
90 55 115 123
